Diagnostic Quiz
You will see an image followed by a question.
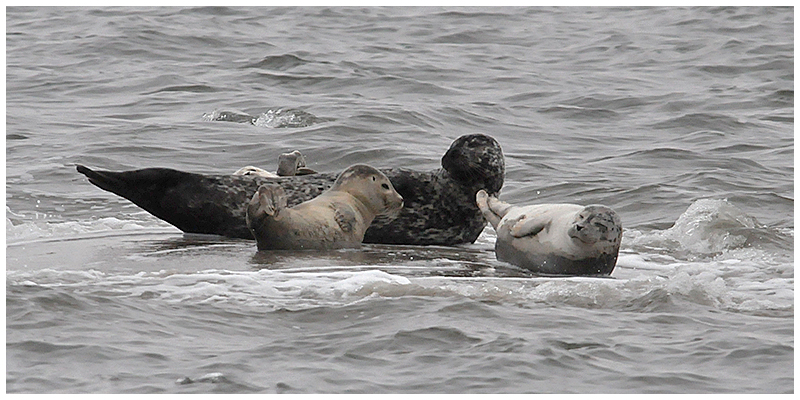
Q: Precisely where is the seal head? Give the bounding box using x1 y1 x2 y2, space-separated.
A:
567 205 622 250
441 134 504 194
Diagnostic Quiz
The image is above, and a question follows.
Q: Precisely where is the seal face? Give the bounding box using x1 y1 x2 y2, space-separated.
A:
441 133 504 194
245 164 403 250
476 190 622 276
75 133 505 245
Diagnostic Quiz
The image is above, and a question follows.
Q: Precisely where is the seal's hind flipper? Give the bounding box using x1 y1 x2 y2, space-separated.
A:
295 167 317 176
76 165 187 200
475 189 510 229
77 165 126 194
77 164 258 239
485 195 515 219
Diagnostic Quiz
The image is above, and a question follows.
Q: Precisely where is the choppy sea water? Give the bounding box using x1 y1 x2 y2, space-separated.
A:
5 6 794 393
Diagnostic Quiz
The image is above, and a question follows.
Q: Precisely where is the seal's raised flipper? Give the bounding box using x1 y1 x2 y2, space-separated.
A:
77 164 121 192
476 189 513 229
248 184 287 220
334 207 357 234
276 150 317 176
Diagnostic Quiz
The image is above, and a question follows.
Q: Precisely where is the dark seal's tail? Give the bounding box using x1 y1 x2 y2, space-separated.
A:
76 165 255 238
76 165 187 202
77 165 126 195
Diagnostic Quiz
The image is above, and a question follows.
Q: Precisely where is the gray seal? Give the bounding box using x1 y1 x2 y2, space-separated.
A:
76 133 504 246
247 164 403 250
476 190 622 276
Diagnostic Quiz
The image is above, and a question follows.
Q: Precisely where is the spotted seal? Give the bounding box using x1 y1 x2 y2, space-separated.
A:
247 165 403 250
476 190 622 276
76 133 504 245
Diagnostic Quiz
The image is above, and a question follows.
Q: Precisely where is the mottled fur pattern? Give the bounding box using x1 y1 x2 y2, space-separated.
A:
76 133 505 246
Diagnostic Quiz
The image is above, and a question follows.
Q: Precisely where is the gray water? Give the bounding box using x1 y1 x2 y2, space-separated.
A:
5 6 794 393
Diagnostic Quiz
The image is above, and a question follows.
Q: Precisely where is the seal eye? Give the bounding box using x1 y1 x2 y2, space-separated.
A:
381 183 389 190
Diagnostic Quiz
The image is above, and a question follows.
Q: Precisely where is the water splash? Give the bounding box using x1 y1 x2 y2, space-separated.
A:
252 108 321 128
625 199 766 259
201 109 255 124
666 199 759 253
202 108 324 128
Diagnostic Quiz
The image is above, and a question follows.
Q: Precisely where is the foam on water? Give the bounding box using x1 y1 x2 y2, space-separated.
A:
6 198 792 318
6 209 175 245
7 257 791 318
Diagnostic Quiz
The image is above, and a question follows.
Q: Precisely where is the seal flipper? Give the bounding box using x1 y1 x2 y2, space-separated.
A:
77 164 131 194
334 206 357 234
507 216 548 238
249 185 287 219
276 150 317 177
476 190 514 229
77 165 259 239
77 165 190 204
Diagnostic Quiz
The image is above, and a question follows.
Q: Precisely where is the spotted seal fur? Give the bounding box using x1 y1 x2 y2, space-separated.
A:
476 190 622 276
76 133 504 245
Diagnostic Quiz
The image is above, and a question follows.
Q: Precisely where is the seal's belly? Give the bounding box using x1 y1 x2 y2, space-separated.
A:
495 228 617 276
495 238 617 276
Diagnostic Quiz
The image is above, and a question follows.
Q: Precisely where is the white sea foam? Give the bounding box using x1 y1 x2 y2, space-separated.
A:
624 198 768 257
6 256 791 316
5 213 176 245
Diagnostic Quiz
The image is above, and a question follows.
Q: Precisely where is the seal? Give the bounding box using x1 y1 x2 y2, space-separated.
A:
76 133 504 245
246 164 403 250
233 166 278 178
476 190 622 276
233 150 317 178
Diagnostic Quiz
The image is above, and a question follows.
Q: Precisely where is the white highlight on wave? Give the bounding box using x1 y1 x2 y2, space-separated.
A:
6 259 792 316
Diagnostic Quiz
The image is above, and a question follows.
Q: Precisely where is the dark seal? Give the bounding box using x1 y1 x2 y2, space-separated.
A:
76 133 504 246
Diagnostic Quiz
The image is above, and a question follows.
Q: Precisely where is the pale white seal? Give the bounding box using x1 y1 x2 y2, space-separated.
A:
246 164 404 250
476 190 622 276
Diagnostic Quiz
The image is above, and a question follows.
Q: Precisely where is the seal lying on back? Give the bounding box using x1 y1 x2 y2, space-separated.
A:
476 190 622 276
76 133 504 245
246 165 403 250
